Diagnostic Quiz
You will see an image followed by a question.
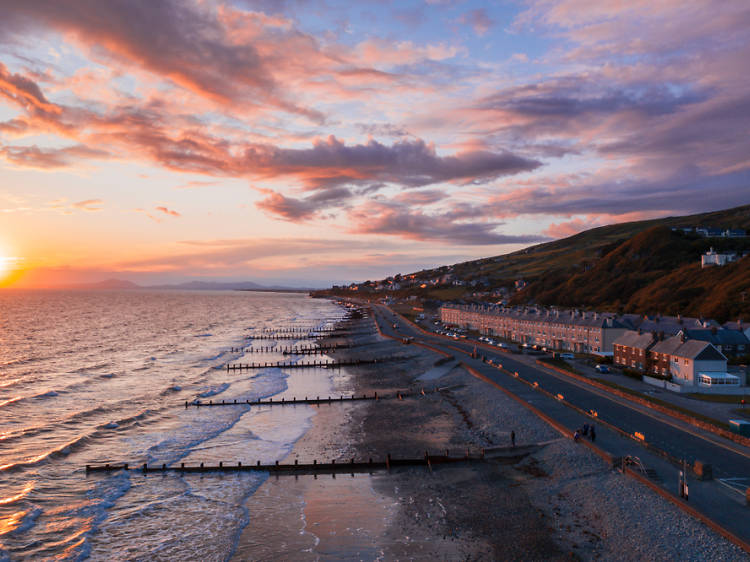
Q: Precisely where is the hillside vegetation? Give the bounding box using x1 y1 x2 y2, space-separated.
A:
515 226 750 320
321 204 750 321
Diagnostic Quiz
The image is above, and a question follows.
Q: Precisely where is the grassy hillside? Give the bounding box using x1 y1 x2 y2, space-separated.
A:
321 204 750 321
450 204 750 286
516 226 750 320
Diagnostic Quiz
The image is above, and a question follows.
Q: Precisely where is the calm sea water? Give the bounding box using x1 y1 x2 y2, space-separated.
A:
0 290 346 560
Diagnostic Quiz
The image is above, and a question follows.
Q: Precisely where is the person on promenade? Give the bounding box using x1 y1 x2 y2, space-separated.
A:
590 425 596 442
582 423 589 436
573 430 580 441
511 430 516 447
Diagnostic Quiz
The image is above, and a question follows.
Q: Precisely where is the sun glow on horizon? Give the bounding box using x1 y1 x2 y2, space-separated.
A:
0 255 25 287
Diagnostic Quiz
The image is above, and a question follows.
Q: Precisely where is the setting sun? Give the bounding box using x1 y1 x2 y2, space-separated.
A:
0 255 23 287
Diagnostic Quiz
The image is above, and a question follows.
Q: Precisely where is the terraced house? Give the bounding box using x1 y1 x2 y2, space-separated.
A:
440 304 629 354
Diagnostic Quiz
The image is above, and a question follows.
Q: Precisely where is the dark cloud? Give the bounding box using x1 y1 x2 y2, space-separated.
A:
242 136 541 189
0 62 61 117
255 186 353 221
0 0 323 120
348 201 548 245
0 143 108 168
477 80 707 120
393 189 447 205
490 169 750 218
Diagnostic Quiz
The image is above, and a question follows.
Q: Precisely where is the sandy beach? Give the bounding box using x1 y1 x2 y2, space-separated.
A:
232 309 747 561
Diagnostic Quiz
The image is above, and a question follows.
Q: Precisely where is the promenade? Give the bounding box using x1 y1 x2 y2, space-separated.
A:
372 304 750 551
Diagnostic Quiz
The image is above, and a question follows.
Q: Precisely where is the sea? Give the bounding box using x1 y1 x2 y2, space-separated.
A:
0 289 353 560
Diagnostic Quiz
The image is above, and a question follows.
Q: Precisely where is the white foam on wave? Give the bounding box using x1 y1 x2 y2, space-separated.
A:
197 383 230 398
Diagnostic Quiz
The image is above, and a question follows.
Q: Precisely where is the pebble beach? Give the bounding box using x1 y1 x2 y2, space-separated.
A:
231 310 747 560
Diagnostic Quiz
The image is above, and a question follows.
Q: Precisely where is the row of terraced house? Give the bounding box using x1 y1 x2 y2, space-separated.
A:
441 303 750 392
440 304 630 354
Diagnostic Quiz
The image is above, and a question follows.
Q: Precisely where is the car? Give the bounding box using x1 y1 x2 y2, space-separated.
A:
595 364 610 373
559 353 575 360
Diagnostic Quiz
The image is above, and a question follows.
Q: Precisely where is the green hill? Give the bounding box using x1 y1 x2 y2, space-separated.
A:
517 225 750 320
322 204 750 321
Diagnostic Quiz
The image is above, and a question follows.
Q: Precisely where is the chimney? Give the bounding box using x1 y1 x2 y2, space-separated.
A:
659 331 665 341
680 332 686 343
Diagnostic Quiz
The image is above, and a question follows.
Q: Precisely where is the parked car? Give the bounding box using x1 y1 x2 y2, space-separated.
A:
559 353 575 360
594 364 610 373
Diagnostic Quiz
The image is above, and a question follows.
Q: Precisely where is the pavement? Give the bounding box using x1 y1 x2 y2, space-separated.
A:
371 304 750 549
573 359 750 422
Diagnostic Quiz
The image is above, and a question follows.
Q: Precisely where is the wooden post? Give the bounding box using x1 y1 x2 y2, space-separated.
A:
386 453 391 469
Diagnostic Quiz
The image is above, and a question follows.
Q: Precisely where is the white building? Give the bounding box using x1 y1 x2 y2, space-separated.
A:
650 336 728 387
701 247 737 268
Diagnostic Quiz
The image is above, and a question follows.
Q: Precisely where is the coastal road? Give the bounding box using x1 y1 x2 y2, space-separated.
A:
371 304 750 547
374 306 750 477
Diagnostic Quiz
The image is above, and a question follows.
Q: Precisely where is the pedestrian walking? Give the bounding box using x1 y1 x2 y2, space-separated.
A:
590 425 596 442
511 430 516 447
582 423 589 436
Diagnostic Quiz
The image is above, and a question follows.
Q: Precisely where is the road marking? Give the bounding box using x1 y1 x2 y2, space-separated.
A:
717 477 750 499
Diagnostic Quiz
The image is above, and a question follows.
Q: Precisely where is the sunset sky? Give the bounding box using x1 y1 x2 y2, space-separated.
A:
0 0 749 287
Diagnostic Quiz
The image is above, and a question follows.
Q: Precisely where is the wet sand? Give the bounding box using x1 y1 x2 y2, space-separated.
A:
232 311 747 561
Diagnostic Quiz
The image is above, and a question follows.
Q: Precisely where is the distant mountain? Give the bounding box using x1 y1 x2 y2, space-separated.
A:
63 279 313 292
66 278 141 290
145 280 312 292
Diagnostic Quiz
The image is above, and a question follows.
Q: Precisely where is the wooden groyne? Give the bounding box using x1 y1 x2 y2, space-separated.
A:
253 323 361 334
228 344 350 355
245 334 330 341
85 450 505 476
184 390 425 408
282 345 350 355
244 329 369 341
226 357 398 371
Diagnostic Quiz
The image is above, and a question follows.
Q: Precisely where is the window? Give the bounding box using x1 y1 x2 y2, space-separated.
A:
684 359 688 365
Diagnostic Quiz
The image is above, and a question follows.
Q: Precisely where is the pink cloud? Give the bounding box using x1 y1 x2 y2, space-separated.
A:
458 9 495 37
0 143 108 169
347 200 547 246
155 206 181 217
72 199 103 211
